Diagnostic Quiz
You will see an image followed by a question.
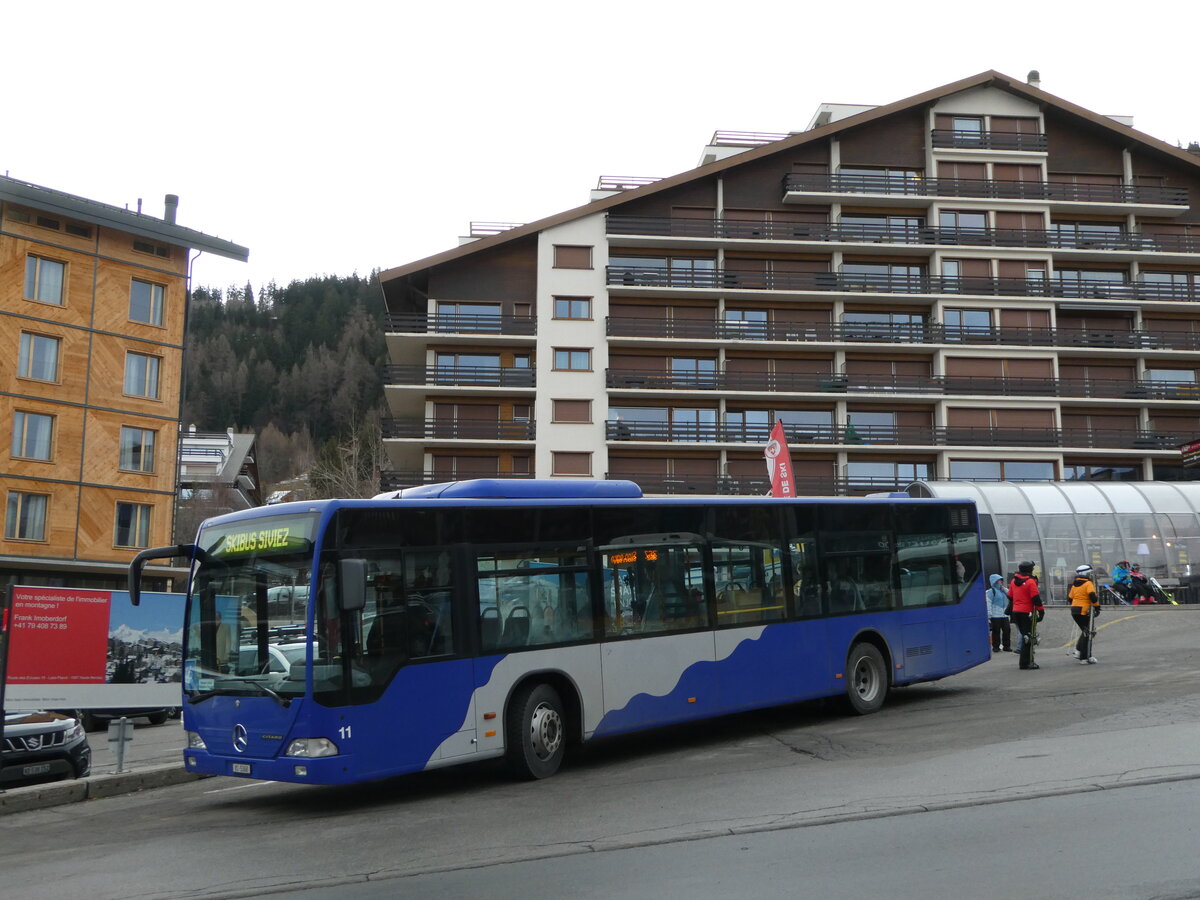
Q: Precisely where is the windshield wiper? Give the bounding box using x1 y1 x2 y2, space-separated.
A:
187 681 292 708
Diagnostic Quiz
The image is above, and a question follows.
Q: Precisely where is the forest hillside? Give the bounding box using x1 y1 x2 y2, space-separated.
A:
182 273 388 489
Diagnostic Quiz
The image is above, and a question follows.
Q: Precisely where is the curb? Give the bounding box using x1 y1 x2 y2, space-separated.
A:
0 764 205 816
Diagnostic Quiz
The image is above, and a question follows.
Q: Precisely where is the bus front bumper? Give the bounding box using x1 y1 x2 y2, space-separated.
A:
183 749 354 785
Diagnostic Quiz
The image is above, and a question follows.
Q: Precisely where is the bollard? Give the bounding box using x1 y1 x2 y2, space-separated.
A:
107 717 135 774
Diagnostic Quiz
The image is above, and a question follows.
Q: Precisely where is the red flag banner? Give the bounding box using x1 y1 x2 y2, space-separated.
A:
764 420 796 497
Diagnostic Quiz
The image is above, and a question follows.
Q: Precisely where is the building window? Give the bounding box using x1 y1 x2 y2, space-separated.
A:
114 502 152 548
133 239 172 259
552 451 591 476
846 461 930 489
129 279 165 326
949 460 1056 482
939 210 987 233
436 301 502 332
124 353 161 398
553 245 592 269
119 426 157 472
12 411 54 461
24 255 66 305
553 296 592 319
5 492 48 542
944 308 993 341
670 356 717 386
553 348 591 371
18 332 61 382
552 399 592 423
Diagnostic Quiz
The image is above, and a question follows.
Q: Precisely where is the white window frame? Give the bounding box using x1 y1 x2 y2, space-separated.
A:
114 501 152 548
24 255 66 305
12 411 54 461
124 352 161 398
18 332 61 382
5 491 48 541
129 278 165 326
119 426 157 473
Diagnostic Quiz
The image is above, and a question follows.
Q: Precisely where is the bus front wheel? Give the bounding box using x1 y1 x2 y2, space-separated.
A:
845 643 888 715
506 683 565 780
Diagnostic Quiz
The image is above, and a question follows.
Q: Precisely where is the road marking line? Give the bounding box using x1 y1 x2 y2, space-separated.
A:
203 780 277 794
1058 613 1142 649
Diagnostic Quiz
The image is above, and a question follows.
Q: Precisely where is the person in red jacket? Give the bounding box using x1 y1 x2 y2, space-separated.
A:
1009 561 1045 670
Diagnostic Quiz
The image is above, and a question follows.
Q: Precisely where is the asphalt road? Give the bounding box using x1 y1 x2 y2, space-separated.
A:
3 606 1198 900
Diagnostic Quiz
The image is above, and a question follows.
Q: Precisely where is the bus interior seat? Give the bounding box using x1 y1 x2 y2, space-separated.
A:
480 606 500 650
501 605 530 646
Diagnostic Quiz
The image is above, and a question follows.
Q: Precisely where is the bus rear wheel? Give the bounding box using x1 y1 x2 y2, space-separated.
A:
845 642 888 715
505 683 565 780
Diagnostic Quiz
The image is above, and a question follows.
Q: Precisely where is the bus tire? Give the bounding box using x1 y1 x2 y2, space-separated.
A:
845 642 888 715
505 682 565 780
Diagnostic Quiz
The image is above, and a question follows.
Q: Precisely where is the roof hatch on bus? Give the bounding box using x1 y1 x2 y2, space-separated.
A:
381 479 644 501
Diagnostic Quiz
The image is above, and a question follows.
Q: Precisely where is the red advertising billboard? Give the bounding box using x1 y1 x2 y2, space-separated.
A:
8 587 111 683
4 586 184 709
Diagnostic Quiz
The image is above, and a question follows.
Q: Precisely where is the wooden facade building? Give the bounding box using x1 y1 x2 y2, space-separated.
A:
1 177 247 588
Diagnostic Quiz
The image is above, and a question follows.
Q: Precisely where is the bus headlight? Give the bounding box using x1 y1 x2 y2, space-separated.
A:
285 737 338 758
186 731 208 750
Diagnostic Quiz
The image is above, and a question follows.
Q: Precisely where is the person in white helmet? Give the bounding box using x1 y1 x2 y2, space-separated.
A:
1068 564 1099 663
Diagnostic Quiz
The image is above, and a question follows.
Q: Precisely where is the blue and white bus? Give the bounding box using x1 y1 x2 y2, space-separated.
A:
129 479 989 785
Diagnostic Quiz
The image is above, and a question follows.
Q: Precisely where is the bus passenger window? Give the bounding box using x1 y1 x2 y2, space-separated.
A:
601 543 705 636
476 551 591 651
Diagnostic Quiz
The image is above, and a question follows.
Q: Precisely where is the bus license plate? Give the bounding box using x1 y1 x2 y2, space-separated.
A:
232 763 251 775
22 763 52 776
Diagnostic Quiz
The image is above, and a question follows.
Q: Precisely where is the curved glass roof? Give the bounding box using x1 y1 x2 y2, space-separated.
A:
908 481 1200 598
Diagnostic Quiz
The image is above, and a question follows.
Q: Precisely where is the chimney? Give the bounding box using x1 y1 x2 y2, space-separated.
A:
164 194 179 224
1188 142 1200 156
1027 70 1041 89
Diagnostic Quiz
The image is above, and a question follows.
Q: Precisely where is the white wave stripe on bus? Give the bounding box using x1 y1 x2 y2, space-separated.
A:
429 627 769 762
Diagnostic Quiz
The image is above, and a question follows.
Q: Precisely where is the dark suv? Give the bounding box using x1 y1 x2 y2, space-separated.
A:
1 711 92 786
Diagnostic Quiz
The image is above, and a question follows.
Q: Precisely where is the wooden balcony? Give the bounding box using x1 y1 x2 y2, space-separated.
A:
605 419 1186 451
382 418 535 440
384 364 536 388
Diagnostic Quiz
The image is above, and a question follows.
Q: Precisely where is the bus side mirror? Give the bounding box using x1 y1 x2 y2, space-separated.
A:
339 559 368 612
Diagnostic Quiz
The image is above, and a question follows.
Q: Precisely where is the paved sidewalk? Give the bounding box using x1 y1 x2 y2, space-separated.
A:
0 763 203 815
1 717 206 815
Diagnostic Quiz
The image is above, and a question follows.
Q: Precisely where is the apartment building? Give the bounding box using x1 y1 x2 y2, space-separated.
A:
1 176 247 588
377 71 1200 495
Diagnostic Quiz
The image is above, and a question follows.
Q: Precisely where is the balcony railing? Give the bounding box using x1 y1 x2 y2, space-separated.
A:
379 470 535 491
605 420 1186 450
781 173 1189 206
605 472 936 496
930 129 1048 151
606 266 1200 301
386 313 536 336
382 418 535 440
606 369 1200 401
384 364 536 387
605 215 1200 254
606 316 1200 351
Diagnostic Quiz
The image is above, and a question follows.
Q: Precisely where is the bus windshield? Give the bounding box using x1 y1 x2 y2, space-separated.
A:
184 512 319 702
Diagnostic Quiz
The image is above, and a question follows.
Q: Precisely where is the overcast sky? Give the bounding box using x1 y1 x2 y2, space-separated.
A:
7 1 1199 296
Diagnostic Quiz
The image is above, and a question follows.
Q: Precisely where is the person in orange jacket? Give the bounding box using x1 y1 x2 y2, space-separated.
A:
1009 561 1045 670
1067 564 1099 664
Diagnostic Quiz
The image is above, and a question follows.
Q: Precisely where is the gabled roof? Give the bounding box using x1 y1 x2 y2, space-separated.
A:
379 69 1200 284
0 174 249 262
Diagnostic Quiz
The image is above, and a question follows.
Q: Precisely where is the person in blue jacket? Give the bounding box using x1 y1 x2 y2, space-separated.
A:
1111 560 1133 604
986 573 1013 652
